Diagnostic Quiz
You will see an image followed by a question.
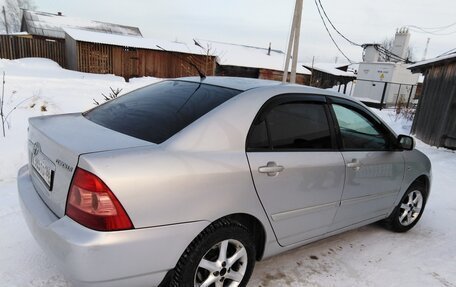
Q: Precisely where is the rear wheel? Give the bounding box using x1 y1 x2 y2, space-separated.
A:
170 219 256 287
385 183 427 232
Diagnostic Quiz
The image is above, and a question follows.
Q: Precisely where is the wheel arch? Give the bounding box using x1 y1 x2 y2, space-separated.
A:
411 174 430 199
390 173 431 217
160 213 267 286
222 213 267 261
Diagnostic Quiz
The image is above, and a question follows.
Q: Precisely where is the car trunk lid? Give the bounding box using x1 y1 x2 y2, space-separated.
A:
27 113 153 218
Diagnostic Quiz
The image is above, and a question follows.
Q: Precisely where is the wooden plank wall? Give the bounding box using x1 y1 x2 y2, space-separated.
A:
76 42 216 80
412 61 456 149
77 42 113 74
0 35 65 67
217 64 260 78
259 68 310 85
141 50 216 79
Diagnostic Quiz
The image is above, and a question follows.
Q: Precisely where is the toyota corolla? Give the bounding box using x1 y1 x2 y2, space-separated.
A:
18 77 431 287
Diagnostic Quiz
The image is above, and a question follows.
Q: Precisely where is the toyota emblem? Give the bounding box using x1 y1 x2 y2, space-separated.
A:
32 142 41 156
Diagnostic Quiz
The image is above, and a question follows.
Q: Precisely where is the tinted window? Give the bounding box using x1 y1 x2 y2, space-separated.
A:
248 102 332 150
333 104 388 150
84 81 241 143
247 120 269 149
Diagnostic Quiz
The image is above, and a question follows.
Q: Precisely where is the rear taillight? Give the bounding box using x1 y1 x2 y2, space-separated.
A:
66 168 133 231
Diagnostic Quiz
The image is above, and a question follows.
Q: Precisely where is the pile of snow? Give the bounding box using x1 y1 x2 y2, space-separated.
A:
0 58 159 181
0 58 455 287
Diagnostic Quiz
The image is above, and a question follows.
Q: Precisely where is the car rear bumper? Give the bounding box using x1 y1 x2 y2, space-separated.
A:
18 165 209 287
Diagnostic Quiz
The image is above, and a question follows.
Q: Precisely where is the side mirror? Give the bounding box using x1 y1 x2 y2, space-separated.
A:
398 135 415 150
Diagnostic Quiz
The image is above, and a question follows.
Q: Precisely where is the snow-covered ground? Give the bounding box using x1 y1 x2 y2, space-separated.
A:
1 59 455 287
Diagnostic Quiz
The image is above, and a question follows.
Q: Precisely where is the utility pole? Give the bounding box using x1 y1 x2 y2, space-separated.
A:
2 6 9 35
283 0 303 84
309 56 315 86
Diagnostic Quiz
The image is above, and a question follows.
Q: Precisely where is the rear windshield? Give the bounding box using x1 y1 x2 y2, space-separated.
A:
84 80 241 143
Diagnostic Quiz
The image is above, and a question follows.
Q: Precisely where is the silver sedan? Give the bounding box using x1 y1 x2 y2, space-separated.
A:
18 77 431 287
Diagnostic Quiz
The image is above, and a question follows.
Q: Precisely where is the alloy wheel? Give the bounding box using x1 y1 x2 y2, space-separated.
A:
194 239 248 287
398 190 424 226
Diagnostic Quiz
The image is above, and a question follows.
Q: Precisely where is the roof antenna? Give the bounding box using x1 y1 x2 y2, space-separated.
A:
156 45 206 80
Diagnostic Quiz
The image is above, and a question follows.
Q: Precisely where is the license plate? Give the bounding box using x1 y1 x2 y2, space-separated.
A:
31 151 55 190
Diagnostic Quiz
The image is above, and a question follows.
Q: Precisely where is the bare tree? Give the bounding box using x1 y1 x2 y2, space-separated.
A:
380 37 415 62
1 0 35 34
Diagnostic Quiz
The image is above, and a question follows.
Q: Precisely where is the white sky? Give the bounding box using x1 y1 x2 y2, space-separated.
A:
34 0 456 64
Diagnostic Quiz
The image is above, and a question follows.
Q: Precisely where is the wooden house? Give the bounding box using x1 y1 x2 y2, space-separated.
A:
64 28 216 80
196 40 311 85
303 63 356 92
408 53 456 149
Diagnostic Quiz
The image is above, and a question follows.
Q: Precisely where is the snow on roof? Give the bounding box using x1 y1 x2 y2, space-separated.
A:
0 31 30 36
302 63 356 77
408 53 456 71
196 40 311 75
64 28 208 56
22 10 142 39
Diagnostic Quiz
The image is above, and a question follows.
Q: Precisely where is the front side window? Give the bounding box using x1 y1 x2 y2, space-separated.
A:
248 102 332 151
332 104 388 150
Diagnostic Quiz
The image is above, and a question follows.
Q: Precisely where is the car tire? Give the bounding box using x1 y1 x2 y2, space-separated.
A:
384 182 427 232
169 218 256 287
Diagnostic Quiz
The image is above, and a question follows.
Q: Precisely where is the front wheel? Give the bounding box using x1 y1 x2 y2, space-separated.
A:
170 219 256 287
385 183 427 232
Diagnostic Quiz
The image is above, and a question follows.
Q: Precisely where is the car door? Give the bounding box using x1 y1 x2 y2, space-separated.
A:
328 98 405 231
246 95 346 246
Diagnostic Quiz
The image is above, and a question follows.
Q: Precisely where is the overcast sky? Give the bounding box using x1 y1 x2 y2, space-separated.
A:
35 0 456 64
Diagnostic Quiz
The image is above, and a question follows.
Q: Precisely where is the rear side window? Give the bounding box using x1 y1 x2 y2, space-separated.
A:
84 81 241 143
248 102 332 150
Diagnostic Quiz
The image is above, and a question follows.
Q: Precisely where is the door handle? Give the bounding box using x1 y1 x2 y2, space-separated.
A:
259 162 284 176
346 159 361 171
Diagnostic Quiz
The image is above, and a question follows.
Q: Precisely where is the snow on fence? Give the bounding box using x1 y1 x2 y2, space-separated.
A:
0 36 65 67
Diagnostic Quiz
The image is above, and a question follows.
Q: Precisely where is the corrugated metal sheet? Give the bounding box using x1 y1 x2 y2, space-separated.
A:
411 60 456 149
65 28 207 56
22 10 142 39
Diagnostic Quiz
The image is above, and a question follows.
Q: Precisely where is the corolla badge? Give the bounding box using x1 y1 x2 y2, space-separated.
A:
56 159 74 173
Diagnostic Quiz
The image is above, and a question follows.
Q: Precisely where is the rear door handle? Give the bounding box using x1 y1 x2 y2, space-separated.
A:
259 162 284 176
346 159 361 171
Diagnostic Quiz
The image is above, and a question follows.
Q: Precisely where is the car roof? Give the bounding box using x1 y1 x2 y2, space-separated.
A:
176 76 349 100
177 76 282 91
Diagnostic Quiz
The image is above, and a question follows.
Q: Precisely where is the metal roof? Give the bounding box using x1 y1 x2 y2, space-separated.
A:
408 53 456 72
302 63 356 78
195 40 311 75
64 28 210 56
21 10 142 39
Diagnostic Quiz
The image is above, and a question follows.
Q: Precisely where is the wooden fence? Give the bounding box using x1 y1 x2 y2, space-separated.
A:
0 36 65 67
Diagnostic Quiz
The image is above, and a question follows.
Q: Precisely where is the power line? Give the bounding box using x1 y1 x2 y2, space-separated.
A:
437 48 456 57
313 0 417 64
408 27 456 36
316 0 362 47
313 0 354 63
407 22 456 32
374 45 414 63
